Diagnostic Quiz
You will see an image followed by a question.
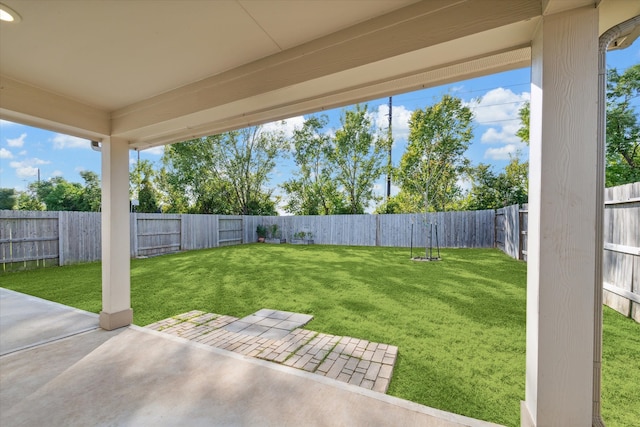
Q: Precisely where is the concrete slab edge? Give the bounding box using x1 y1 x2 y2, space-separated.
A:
135 325 505 427
0 327 100 357
0 288 101 356
0 287 100 319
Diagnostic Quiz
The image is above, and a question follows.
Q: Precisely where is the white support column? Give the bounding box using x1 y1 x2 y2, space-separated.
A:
100 136 133 330
522 7 599 427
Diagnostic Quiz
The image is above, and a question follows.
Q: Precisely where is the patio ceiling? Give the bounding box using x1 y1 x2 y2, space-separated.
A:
0 0 638 150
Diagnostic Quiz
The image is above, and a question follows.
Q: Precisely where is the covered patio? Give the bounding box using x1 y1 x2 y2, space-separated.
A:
1 1 639 425
2 288 497 426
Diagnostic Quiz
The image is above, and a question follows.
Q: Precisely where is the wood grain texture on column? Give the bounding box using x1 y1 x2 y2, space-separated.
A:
523 6 599 426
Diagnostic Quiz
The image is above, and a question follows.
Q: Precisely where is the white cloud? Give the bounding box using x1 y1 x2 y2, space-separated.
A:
142 145 165 156
9 158 51 179
480 122 521 144
467 87 530 148
15 166 38 179
74 166 86 173
18 150 27 156
7 133 27 147
469 88 530 124
262 116 306 139
10 158 48 167
484 144 519 160
52 134 90 149
51 170 64 177
371 104 412 142
0 147 13 159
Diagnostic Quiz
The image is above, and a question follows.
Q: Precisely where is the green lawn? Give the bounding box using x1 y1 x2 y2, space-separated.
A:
2 244 638 426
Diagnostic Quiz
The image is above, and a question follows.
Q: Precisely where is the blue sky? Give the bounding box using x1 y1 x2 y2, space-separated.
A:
1 37 638 212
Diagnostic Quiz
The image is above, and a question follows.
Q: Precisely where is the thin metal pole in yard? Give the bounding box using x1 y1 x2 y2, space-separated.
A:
436 224 440 259
411 223 415 259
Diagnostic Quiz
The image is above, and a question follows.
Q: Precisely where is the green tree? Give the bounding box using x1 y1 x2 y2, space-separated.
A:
464 164 501 210
0 188 16 210
130 160 159 213
500 155 528 206
281 115 344 215
79 171 101 212
606 64 640 185
160 141 213 213
15 191 44 210
330 105 384 214
516 101 530 145
160 125 286 214
464 155 528 210
395 94 474 213
30 177 84 211
217 126 287 215
12 174 101 212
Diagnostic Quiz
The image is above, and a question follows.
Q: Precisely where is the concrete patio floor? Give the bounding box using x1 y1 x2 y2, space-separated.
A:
0 288 503 427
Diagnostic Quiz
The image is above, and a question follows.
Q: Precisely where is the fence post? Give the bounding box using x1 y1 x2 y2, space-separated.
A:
58 212 65 266
131 212 138 257
518 209 524 260
494 210 497 249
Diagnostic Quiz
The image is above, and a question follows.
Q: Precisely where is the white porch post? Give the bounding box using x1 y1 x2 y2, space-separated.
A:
99 136 133 330
522 6 600 427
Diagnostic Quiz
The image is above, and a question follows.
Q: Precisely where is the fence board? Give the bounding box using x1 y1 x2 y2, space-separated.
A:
496 205 519 258
497 183 639 322
0 210 59 271
135 214 181 257
182 214 219 250
603 182 639 321
59 211 101 265
218 216 243 247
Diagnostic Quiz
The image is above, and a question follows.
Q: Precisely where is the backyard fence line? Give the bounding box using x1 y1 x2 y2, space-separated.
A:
0 212 244 270
497 182 640 322
1 209 495 271
243 210 495 249
2 182 637 323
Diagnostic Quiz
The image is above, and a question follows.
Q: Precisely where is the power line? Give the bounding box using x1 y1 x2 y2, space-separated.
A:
396 82 531 104
471 100 528 109
476 118 520 124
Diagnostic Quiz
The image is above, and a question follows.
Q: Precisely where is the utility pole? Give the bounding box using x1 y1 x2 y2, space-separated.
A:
387 96 392 200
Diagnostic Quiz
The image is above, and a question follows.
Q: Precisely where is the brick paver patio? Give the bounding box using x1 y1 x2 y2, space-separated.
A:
146 309 398 393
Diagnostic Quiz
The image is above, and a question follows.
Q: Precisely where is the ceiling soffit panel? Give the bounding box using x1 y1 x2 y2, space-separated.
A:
0 0 281 111
112 0 541 141
238 0 421 50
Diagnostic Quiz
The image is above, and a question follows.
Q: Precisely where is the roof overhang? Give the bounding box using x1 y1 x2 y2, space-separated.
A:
1 0 638 149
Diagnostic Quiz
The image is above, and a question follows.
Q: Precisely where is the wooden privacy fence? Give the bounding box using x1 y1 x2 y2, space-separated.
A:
0 212 244 271
4 183 637 323
602 183 639 322
243 210 496 249
0 211 60 269
495 204 528 261
2 209 496 271
497 183 640 322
